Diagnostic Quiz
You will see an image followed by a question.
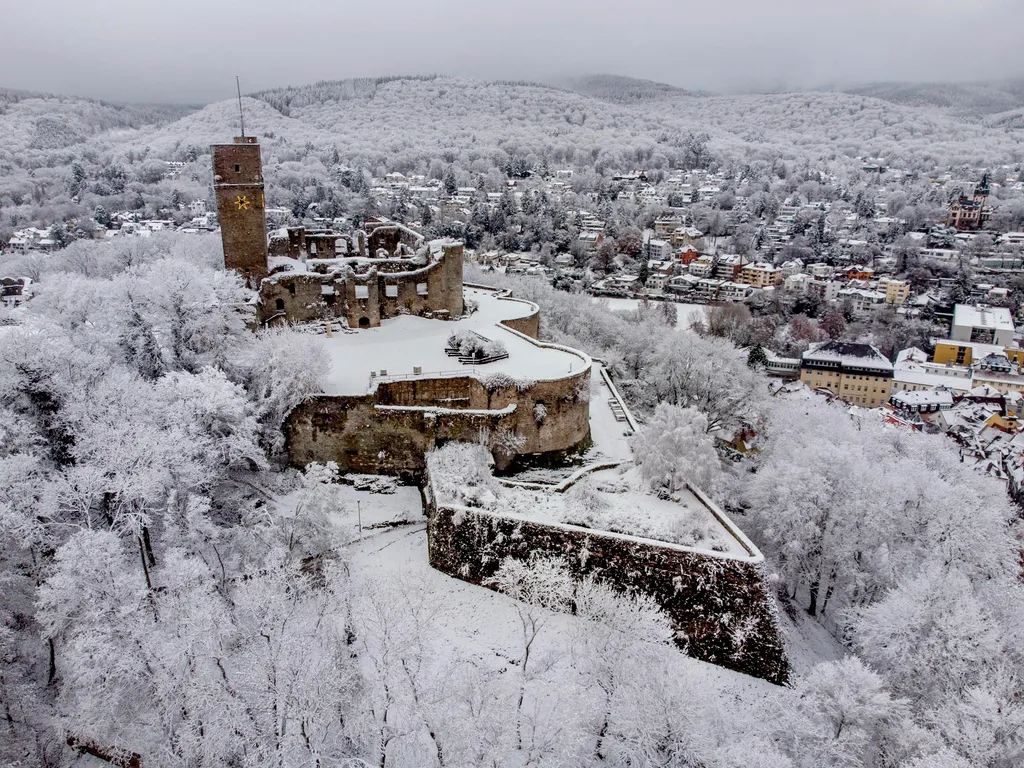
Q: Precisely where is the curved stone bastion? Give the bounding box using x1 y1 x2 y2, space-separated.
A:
284 287 592 475
423 472 790 685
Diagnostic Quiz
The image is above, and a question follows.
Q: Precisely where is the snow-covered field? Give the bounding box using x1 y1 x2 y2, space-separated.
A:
319 287 587 394
592 297 706 329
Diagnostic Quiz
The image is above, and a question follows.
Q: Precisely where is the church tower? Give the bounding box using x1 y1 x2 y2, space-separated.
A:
212 137 268 287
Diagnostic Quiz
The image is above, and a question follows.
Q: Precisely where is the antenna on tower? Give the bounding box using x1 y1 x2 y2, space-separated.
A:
236 76 245 138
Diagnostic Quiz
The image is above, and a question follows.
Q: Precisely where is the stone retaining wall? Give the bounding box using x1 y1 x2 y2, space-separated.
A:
425 494 790 685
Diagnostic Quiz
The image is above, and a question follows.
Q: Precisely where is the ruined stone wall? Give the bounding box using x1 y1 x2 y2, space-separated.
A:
257 245 464 327
367 224 423 256
425 499 790 685
284 365 591 474
258 274 346 325
285 393 514 475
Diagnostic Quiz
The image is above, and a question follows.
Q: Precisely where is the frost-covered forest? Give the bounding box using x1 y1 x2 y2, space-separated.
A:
4 74 1024 243
2 73 1024 766
1 229 1021 766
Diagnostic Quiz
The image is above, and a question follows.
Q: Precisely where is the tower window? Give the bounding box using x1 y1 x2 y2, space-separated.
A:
234 164 240 173
288 282 296 295
275 299 285 311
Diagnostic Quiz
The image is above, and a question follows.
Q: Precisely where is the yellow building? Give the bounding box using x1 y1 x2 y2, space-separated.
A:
739 262 783 288
933 339 1014 368
884 279 910 305
799 340 894 407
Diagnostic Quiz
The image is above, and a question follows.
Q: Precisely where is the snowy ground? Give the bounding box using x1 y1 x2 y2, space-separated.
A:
493 466 749 557
587 362 635 462
592 297 706 329
318 287 587 395
347 524 786 707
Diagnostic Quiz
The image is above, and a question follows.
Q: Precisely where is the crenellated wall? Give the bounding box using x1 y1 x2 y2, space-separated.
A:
424 488 790 685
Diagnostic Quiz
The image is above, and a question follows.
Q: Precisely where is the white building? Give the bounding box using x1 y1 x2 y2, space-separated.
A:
951 305 1015 347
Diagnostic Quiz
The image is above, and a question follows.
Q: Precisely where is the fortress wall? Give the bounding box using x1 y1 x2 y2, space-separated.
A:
284 393 516 475
425 494 790 685
284 367 591 474
500 311 540 339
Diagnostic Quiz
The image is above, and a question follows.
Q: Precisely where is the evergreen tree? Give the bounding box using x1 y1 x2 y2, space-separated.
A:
94 205 111 228
49 222 67 248
638 258 650 286
747 344 769 370
443 167 457 196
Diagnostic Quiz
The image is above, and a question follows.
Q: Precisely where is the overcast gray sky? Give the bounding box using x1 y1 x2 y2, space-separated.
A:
3 0 1022 103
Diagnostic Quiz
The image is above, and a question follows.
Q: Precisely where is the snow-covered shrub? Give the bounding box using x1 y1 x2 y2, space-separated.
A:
562 478 611 530
533 402 548 425
482 338 507 357
426 441 498 508
447 331 506 359
668 514 729 552
481 371 516 391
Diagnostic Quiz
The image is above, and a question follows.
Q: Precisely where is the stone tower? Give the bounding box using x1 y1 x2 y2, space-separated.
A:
212 137 268 287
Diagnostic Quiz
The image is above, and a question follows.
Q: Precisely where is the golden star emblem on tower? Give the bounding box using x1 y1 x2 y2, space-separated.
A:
234 194 251 211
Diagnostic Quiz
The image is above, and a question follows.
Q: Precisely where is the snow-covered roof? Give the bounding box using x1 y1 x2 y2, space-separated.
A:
802 341 893 372
953 304 1013 333
892 366 971 392
891 389 955 407
895 347 928 364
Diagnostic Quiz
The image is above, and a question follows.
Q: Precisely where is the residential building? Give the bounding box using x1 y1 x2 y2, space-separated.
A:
933 338 1009 368
807 279 841 303
646 238 672 261
654 215 682 236
693 278 723 301
889 388 956 414
714 254 747 281
784 273 812 294
1 277 31 307
718 281 750 302
678 245 700 265
946 175 991 231
671 226 705 250
837 288 886 312
738 262 782 288
799 340 894 408
950 304 1014 346
688 255 715 278
891 348 972 394
646 273 667 293
884 279 910 305
845 265 874 280
779 259 804 277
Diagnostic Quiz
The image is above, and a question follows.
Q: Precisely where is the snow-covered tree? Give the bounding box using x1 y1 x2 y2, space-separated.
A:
632 403 720 493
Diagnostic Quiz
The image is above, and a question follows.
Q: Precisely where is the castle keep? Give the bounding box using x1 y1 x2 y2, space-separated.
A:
212 137 268 287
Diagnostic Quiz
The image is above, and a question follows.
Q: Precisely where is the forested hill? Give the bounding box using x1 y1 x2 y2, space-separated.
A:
550 74 705 103
844 79 1024 116
0 89 197 154
3 74 1024 232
